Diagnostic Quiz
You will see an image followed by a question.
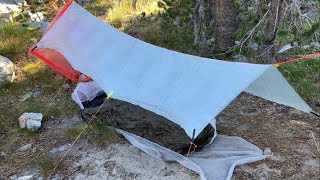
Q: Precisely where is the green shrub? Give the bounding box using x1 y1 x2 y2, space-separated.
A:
0 23 40 60
279 58 320 101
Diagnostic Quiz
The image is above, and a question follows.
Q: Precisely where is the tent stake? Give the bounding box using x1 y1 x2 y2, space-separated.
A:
80 108 86 121
191 129 196 142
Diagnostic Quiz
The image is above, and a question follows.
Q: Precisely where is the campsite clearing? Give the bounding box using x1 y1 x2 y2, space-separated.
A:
0 0 319 179
0 89 319 179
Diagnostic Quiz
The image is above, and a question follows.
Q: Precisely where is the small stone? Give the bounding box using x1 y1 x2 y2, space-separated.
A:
302 10 318 22
32 91 41 98
1 152 6 156
173 17 181 26
248 7 254 11
50 144 69 157
13 0 27 5
17 175 33 180
16 69 23 74
30 38 38 44
278 43 296 53
10 175 17 180
62 84 71 90
112 166 126 176
249 42 259 51
18 144 32 152
310 41 320 48
27 11 46 22
150 16 156 22
302 45 311 49
264 148 272 156
20 92 33 102
232 55 249 63
206 38 215 46
32 88 42 98
104 160 116 173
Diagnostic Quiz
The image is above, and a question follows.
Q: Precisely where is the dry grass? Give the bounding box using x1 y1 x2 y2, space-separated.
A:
64 121 120 145
106 0 164 27
0 23 40 60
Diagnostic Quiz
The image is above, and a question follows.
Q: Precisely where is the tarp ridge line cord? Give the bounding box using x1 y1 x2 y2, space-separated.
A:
273 52 320 67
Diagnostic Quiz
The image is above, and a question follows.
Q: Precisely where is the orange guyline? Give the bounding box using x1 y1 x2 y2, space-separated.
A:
273 52 320 67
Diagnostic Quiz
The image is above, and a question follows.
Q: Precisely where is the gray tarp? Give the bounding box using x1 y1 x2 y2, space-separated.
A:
33 2 311 138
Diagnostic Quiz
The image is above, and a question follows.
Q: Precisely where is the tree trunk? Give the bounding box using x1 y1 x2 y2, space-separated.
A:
212 0 237 52
132 0 138 11
193 0 207 48
262 0 283 64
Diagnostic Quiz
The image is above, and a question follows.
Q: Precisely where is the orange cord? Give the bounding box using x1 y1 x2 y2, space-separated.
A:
273 52 320 67
177 142 197 180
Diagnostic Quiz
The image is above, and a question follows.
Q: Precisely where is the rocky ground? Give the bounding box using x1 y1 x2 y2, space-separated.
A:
1 93 319 180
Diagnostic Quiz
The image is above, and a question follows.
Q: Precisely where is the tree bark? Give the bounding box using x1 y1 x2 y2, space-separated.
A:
132 0 138 11
212 0 237 52
193 0 207 48
262 0 283 64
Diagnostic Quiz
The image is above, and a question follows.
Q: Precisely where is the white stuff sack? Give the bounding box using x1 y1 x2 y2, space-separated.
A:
71 81 103 109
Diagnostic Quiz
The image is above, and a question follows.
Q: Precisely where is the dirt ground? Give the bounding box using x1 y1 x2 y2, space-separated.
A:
0 93 319 180
220 93 320 180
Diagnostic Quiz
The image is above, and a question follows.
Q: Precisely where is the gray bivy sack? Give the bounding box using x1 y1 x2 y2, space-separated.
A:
73 82 214 154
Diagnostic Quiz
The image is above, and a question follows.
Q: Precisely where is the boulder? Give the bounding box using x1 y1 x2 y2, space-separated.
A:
18 112 43 131
0 0 23 22
0 55 15 86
